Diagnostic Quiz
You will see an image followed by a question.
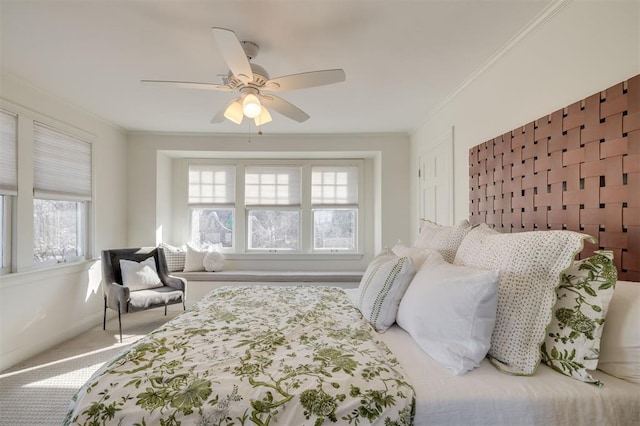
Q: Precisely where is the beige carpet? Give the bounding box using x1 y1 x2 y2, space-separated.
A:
0 307 183 425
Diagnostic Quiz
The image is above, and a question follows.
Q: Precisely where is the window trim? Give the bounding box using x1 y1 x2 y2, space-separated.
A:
0 195 11 274
0 99 95 273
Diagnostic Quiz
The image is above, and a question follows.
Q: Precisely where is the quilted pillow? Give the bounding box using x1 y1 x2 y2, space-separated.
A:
413 219 473 262
454 224 594 375
397 249 499 375
119 257 163 291
352 253 415 332
541 251 617 386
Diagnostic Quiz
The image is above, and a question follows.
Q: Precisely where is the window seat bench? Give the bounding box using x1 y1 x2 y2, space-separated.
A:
173 270 364 283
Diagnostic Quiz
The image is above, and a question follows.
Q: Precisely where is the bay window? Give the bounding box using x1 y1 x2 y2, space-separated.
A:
186 160 361 255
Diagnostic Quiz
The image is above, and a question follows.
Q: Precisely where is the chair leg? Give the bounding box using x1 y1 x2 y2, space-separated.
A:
164 304 167 316
183 297 186 311
103 297 107 330
117 301 122 343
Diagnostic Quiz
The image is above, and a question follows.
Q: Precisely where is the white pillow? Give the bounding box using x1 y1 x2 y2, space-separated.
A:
353 253 415 332
203 251 225 272
413 219 473 263
397 250 499 375
597 280 640 384
392 241 431 270
119 257 162 291
454 224 593 375
183 244 208 272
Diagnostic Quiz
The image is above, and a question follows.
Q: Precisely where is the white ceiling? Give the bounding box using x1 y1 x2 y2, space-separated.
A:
1 0 553 134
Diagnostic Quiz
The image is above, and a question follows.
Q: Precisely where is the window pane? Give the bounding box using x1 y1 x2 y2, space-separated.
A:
33 123 92 200
33 199 83 262
0 110 18 195
191 208 233 248
245 166 301 205
312 166 358 205
0 195 4 269
189 165 235 204
313 209 357 250
248 210 299 250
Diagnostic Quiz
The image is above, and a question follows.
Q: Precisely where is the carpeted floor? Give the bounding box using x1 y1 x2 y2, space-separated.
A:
0 307 183 425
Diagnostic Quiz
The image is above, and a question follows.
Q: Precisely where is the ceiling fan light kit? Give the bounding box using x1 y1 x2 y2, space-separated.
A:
241 93 262 118
142 27 346 126
223 100 244 125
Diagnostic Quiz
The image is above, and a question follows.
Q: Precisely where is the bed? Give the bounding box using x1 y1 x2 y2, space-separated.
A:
65 277 639 426
66 74 640 424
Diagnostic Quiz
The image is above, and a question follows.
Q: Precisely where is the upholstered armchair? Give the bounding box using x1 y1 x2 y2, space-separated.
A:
102 247 186 342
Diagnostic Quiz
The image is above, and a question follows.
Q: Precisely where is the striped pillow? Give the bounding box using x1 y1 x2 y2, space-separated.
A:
352 254 415 332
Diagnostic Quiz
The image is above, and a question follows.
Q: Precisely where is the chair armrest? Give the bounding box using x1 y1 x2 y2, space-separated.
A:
165 275 186 292
103 281 130 312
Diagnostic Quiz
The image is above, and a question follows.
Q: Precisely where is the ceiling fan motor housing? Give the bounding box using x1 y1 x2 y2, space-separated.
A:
240 41 259 60
227 62 269 89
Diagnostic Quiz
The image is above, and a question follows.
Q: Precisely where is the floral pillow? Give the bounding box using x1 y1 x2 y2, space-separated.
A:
541 250 617 386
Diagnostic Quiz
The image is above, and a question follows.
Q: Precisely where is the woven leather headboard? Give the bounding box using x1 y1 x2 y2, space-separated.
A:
469 74 639 281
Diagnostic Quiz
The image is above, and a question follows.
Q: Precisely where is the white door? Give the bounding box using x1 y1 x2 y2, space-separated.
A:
419 132 453 226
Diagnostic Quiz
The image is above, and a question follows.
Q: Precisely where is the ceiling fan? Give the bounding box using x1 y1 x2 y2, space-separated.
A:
142 27 346 126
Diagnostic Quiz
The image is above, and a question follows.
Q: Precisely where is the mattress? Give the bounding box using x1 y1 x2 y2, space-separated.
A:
379 325 640 426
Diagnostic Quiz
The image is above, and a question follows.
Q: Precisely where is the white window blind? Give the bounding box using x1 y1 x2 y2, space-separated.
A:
33 122 92 201
189 164 236 204
0 110 17 196
311 166 358 205
245 166 301 206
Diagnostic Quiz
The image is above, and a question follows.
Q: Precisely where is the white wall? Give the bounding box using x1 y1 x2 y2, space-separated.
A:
127 132 411 271
0 72 129 371
410 0 640 240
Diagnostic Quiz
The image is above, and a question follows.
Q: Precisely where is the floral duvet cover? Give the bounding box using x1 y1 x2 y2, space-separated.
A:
65 286 415 425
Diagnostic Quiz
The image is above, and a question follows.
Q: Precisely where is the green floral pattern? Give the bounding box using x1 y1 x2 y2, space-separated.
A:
65 286 415 425
541 250 617 386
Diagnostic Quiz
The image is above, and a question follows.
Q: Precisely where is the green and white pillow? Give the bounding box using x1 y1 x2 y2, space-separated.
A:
351 253 415 332
541 250 617 386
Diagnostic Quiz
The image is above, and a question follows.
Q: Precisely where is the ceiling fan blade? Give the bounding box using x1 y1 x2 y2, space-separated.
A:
260 95 310 122
263 69 346 92
211 97 242 123
141 80 233 92
212 27 253 84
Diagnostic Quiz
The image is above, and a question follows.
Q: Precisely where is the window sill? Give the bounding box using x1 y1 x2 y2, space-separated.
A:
0 259 98 288
224 253 363 261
